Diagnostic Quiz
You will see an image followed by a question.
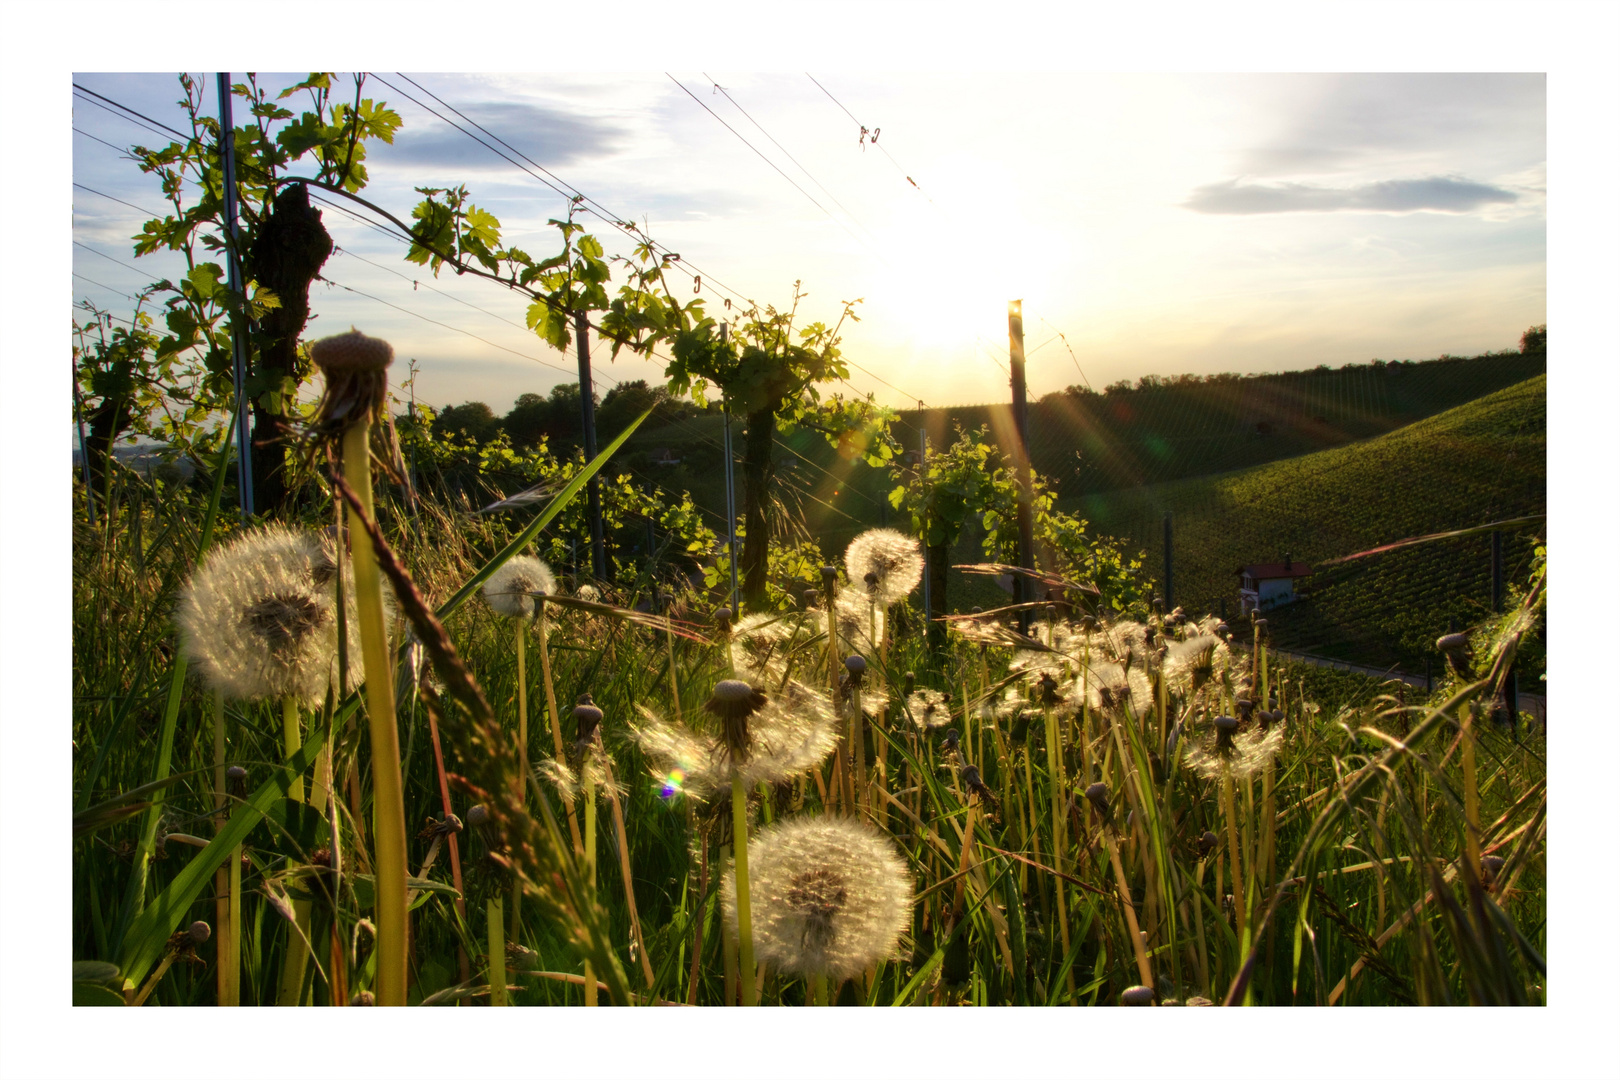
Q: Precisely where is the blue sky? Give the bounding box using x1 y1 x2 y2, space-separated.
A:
70 70 1546 416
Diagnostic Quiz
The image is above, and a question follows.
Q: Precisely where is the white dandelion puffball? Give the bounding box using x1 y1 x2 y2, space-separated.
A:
629 680 838 799
1183 719 1286 782
482 556 556 619
177 525 377 705
723 816 912 981
843 528 923 606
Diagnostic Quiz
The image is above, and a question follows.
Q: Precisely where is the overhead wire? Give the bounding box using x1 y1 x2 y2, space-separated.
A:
72 83 191 142
804 73 933 202
382 72 755 310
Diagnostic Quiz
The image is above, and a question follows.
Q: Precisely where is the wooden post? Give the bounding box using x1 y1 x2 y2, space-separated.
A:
574 311 607 581
1008 300 1035 634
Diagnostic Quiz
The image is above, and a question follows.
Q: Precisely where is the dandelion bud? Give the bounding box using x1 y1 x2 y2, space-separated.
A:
714 606 734 629
940 728 960 754
1185 995 1214 1006
1152 596 1164 612
971 606 982 615
844 655 867 689
804 588 820 608
1122 984 1155 1006
820 565 839 582
1236 697 1253 716
1214 621 1230 638
1254 618 1268 636
312 328 393 373
1214 714 1239 754
1437 632 1472 677
1198 830 1218 857
350 990 375 1006
1037 671 1063 707
704 679 770 759
467 803 490 827
188 920 211 946
1481 855 1505 885
903 672 916 697
960 765 983 788
573 695 604 741
226 764 247 782
864 571 880 591
1084 781 1110 818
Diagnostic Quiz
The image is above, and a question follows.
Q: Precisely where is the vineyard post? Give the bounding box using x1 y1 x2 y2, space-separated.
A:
1008 299 1036 634
919 425 931 642
574 311 607 580
719 322 740 610
216 72 255 520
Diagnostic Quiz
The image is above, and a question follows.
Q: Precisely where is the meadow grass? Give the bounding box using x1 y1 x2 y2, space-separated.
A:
71 450 1546 1007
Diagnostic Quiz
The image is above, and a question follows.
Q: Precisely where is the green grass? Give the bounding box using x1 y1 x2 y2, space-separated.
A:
72 453 1547 1010
1059 375 1546 678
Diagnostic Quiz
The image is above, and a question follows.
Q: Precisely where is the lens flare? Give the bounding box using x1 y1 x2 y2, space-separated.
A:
660 767 687 800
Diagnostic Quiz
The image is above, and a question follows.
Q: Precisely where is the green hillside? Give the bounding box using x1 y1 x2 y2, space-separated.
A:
613 348 1546 540
1060 374 1547 676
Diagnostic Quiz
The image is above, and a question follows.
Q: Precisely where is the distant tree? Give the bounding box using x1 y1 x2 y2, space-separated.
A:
433 401 500 444
1520 325 1546 353
503 391 551 450
598 379 668 439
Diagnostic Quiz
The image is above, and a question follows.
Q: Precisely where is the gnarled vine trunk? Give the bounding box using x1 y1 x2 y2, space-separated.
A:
244 182 332 517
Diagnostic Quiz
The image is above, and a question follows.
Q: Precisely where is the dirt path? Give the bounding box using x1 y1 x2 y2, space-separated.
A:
1267 646 1546 725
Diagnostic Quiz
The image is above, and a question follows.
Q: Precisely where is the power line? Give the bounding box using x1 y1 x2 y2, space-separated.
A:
667 74 872 256
317 272 600 385
804 74 932 202
72 83 190 142
700 74 884 250
72 273 136 301
72 239 148 277
378 73 751 311
73 127 136 157
74 182 163 219
1039 317 1093 391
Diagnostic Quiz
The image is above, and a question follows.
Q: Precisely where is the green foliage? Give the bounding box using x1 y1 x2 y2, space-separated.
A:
112 73 399 466
401 415 716 579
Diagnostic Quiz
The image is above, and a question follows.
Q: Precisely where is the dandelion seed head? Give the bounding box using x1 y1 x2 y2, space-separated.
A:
906 689 952 731
722 816 912 981
1184 715 1285 781
843 528 923 606
177 525 378 705
633 681 837 798
482 555 555 619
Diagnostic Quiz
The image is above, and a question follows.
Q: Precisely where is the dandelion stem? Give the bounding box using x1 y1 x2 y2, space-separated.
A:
211 693 237 1006
731 772 758 1005
341 418 408 1007
512 617 527 941
274 694 311 1006
537 599 584 856
488 898 507 1006
583 775 598 1007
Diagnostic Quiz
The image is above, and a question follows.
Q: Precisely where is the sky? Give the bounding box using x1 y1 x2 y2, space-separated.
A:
69 70 1547 417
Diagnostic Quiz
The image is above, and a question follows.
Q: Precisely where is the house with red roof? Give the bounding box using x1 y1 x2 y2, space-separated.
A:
1236 553 1312 615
